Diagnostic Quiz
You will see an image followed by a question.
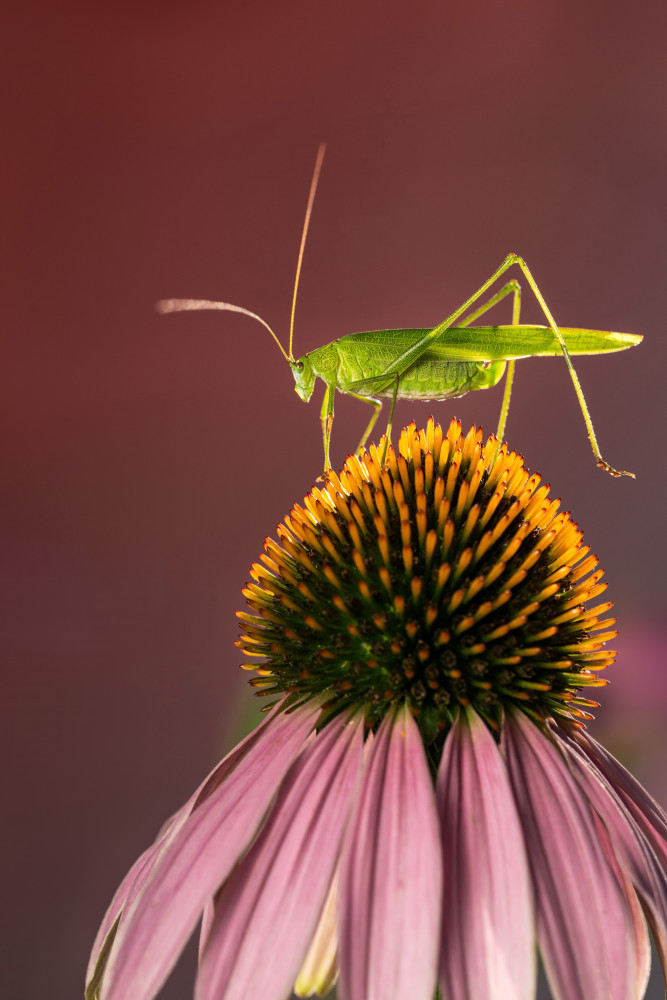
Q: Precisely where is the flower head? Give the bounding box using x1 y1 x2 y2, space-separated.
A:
239 418 613 745
87 420 667 1000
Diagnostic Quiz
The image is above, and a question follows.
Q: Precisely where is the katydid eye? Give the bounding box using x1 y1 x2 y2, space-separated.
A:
295 361 304 370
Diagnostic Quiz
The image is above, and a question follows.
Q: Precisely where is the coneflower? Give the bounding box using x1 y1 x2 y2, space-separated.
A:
87 419 667 1000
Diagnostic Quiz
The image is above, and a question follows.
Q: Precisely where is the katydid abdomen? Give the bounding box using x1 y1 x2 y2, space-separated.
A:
330 347 505 400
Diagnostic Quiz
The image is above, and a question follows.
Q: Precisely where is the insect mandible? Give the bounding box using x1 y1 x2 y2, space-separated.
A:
158 145 642 477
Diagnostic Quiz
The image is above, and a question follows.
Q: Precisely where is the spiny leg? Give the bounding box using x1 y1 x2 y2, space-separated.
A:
496 283 521 446
438 253 631 477
320 384 336 472
457 279 521 329
504 254 632 477
346 392 383 457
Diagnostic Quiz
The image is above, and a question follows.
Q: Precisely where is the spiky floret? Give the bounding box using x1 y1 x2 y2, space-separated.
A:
237 419 616 750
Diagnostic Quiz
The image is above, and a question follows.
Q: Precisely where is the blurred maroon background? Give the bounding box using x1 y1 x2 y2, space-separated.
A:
3 1 667 997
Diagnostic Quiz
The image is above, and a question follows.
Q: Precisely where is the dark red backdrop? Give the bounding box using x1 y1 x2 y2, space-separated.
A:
3 1 667 997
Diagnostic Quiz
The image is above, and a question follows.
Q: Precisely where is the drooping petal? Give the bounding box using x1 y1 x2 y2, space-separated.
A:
437 709 535 1000
503 710 637 1000
294 873 339 998
198 900 214 964
195 712 364 1000
558 723 667 987
293 734 376 998
87 841 160 991
87 698 291 992
591 813 651 1000
338 705 442 1000
571 728 667 864
99 700 320 1000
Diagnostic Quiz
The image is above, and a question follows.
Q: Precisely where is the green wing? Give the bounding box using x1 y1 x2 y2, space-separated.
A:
336 325 642 362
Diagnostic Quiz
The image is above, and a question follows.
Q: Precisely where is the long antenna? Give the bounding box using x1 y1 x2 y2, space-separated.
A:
156 298 290 362
288 142 326 361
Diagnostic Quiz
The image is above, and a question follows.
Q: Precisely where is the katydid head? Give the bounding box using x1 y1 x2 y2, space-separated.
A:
289 356 316 402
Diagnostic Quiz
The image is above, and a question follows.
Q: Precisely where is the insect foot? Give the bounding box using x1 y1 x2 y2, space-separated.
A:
597 458 633 479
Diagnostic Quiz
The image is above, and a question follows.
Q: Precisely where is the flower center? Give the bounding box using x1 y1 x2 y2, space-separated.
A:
237 420 617 749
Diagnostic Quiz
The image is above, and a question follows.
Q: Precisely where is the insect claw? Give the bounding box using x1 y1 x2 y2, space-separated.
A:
379 437 391 467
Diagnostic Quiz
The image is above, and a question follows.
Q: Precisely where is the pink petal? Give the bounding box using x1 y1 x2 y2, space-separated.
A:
437 709 535 1000
100 700 320 1000
194 712 364 1000
198 899 214 964
557 724 667 988
570 728 667 865
87 842 157 989
591 814 651 1000
338 705 442 1000
294 735 376 998
503 710 638 1000
88 698 291 989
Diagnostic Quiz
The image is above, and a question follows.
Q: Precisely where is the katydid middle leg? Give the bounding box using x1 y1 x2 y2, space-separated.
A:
347 392 383 457
456 279 522 446
379 375 401 465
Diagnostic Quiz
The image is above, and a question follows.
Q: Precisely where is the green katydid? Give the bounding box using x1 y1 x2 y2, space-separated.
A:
158 145 642 477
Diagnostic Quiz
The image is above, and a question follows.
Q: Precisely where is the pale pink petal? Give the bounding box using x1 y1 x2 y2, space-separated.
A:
571 728 667 864
87 698 289 989
437 710 535 1000
194 712 364 1000
187 700 290 810
293 733 375 997
100 700 320 1000
338 705 442 1000
87 842 158 989
198 899 214 964
503 710 637 1000
87 794 204 995
591 814 651 1000
558 724 667 987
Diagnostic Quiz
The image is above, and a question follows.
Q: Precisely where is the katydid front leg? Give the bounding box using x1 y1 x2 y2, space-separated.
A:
320 382 336 472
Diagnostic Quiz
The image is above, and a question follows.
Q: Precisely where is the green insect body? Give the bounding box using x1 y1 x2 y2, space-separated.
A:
282 312 641 475
293 332 506 403
293 324 640 404
158 147 642 478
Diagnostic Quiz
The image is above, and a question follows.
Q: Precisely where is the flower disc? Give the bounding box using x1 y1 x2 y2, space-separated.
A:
237 420 617 749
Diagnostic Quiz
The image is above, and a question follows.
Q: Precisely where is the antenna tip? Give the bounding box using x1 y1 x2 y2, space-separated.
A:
155 299 178 314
